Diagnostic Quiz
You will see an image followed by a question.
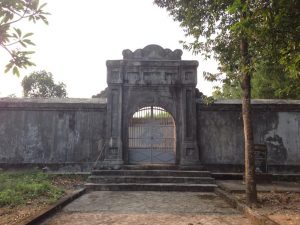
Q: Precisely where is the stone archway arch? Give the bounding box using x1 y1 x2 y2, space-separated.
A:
123 99 179 164
104 45 200 166
126 98 177 126
128 106 176 164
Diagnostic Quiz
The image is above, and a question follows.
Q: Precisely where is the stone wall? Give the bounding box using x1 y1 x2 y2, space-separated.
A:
0 98 299 173
0 98 107 171
197 100 300 173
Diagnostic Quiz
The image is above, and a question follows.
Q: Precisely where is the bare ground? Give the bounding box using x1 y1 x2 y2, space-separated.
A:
235 192 300 225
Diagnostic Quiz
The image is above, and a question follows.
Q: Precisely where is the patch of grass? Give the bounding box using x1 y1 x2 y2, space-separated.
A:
0 170 64 207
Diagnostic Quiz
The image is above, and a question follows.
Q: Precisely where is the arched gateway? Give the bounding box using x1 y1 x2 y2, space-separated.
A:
128 106 176 164
104 45 200 166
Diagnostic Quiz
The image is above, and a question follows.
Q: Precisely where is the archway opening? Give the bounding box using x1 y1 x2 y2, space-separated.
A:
128 106 176 164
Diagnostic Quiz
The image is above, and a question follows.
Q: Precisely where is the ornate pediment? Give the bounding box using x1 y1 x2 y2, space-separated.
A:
107 45 198 85
122 44 183 60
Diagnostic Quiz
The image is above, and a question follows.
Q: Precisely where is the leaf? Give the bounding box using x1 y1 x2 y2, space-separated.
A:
23 33 34 38
39 3 47 10
226 0 242 14
39 15 49 25
31 0 40 10
23 51 35 54
12 67 20 77
27 61 36 66
13 28 22 38
1 1 49 76
2 13 11 23
12 33 18 39
23 39 35 46
4 62 14 73
19 41 27 47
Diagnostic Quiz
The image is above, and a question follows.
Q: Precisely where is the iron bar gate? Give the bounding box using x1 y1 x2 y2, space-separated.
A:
128 106 176 164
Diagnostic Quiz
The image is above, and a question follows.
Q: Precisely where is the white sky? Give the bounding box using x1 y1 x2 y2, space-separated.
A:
0 0 219 98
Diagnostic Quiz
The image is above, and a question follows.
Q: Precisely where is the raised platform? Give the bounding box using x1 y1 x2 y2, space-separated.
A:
86 166 217 192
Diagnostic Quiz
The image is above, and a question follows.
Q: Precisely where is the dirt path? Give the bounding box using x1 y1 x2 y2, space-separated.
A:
41 191 251 225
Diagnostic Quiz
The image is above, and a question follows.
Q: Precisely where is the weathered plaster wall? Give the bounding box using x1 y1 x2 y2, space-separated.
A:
105 46 200 166
198 100 300 172
0 98 107 171
0 98 299 172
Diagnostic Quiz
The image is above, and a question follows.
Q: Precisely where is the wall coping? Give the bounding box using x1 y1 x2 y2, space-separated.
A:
197 99 300 111
1 98 300 111
213 99 300 104
0 98 107 111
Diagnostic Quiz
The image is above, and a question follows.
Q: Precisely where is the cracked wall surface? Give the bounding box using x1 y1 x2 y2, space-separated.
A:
0 98 107 171
0 98 299 172
198 100 300 172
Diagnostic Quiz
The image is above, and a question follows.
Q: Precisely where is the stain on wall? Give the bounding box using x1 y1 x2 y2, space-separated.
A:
0 98 299 172
0 98 107 171
265 135 287 163
198 101 300 171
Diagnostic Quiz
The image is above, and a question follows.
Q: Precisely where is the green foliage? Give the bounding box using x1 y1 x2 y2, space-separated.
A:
195 88 215 104
155 0 299 98
213 62 300 99
154 1 299 204
0 170 63 206
213 79 243 99
22 70 67 98
252 63 300 99
0 0 50 76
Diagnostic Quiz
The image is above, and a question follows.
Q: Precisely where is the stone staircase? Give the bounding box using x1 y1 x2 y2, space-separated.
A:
85 165 217 192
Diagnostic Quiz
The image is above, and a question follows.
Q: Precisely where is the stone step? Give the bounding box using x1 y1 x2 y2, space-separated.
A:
91 170 212 177
85 183 217 192
122 164 206 171
88 175 215 184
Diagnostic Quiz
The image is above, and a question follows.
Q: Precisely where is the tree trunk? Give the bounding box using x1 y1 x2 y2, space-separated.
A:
240 37 257 205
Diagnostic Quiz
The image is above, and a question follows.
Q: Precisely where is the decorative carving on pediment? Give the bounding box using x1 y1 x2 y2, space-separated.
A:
109 70 119 83
125 72 140 84
164 72 177 83
143 71 162 83
122 44 183 60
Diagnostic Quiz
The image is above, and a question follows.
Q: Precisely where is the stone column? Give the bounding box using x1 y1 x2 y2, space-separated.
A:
104 61 124 167
180 63 200 165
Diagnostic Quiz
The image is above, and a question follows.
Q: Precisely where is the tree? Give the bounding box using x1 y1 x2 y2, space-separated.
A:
154 0 299 205
0 0 49 76
213 62 300 99
21 70 67 98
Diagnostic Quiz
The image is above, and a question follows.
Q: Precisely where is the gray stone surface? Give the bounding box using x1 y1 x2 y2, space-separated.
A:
41 191 251 225
0 45 299 172
0 98 107 171
105 45 200 166
122 44 183 60
198 101 300 172
0 97 299 172
217 180 300 193
212 99 300 104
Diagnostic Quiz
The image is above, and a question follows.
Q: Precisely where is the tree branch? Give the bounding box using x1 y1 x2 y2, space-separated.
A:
4 40 21 47
0 43 16 62
4 6 23 18
3 4 30 26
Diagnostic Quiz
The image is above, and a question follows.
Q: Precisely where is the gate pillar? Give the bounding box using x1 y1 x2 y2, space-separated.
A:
104 45 200 166
104 83 124 166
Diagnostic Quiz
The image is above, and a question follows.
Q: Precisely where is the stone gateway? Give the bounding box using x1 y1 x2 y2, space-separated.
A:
0 45 299 173
104 44 200 166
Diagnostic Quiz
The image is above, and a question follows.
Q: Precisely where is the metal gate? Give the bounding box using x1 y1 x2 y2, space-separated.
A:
128 106 176 164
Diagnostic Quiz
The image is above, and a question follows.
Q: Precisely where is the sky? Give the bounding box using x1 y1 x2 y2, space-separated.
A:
0 0 219 98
